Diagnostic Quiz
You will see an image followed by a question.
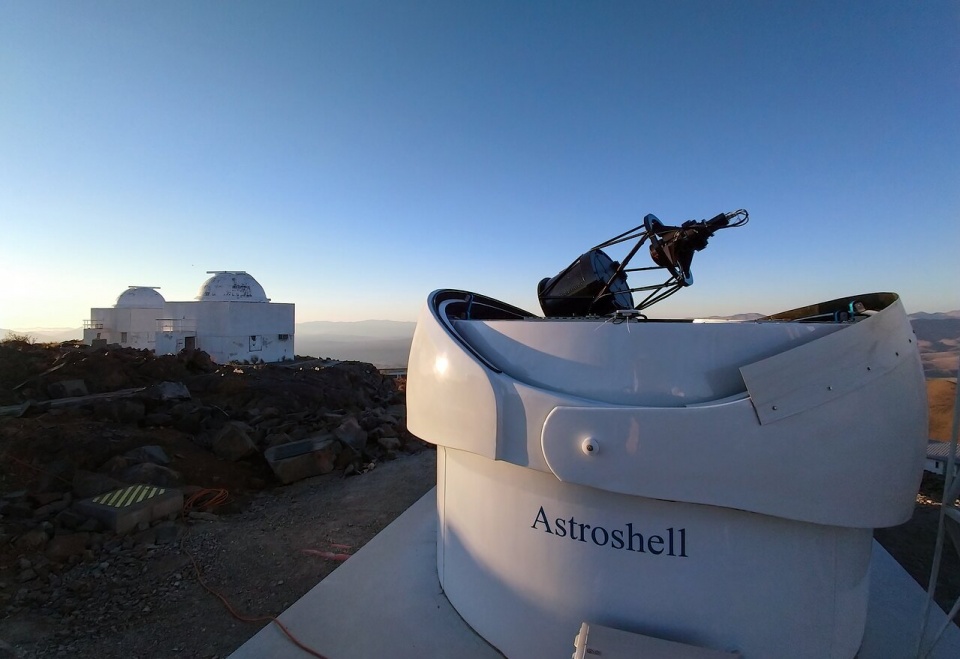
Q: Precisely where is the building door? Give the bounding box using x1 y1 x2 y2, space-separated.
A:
184 336 196 350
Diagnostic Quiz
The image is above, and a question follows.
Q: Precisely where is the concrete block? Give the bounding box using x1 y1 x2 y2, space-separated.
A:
264 437 341 484
74 485 183 535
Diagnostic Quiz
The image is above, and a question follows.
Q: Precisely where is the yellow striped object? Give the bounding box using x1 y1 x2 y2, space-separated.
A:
92 485 167 508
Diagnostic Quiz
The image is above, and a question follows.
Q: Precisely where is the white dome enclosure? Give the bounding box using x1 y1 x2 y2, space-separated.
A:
406 210 928 658
82 286 168 351
196 271 269 303
115 286 165 309
84 271 294 363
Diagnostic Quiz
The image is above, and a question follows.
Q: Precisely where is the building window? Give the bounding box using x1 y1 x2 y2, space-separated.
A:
120 332 128 343
249 335 262 351
278 334 289 341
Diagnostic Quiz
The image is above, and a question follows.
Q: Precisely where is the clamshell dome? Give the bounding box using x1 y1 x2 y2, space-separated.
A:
196 271 269 302
114 286 165 309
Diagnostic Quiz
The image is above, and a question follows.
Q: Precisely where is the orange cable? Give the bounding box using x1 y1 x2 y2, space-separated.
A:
184 542 330 659
182 487 230 514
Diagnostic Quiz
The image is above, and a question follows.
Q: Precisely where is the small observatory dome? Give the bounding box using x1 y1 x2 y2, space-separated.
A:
196 271 269 302
115 286 165 309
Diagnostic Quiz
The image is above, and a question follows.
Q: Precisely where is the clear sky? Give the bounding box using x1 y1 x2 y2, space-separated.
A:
2 1 958 329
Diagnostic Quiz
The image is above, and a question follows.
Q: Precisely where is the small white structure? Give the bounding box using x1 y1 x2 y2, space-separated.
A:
83 271 294 364
926 439 960 477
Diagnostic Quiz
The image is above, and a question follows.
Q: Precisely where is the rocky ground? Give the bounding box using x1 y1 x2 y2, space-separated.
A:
0 339 957 658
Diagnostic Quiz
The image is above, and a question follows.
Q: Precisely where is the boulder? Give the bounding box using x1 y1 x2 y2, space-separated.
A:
334 417 368 453
121 463 182 487
377 436 402 452
47 379 88 399
264 436 341 484
45 532 91 563
72 470 126 498
14 528 49 553
212 421 258 461
123 445 171 466
141 381 191 401
93 399 146 424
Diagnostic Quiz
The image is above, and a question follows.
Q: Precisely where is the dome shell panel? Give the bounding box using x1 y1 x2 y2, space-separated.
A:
115 286 165 309
196 271 269 302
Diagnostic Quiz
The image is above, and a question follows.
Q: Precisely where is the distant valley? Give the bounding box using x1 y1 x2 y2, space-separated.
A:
293 320 416 368
3 311 958 375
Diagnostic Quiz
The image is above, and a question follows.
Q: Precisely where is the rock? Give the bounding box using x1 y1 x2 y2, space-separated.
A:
142 412 173 427
212 422 258 461
36 459 76 493
386 403 406 418
33 498 70 519
29 491 63 507
45 533 91 563
334 417 368 453
1 501 33 519
123 445 171 466
179 349 215 373
14 528 49 553
120 463 182 487
98 455 131 478
93 399 146 424
141 381 191 401
54 508 90 531
187 512 219 522
264 437 341 484
154 522 180 545
72 471 125 499
18 569 37 583
263 432 293 449
47 379 88 399
377 436 402 452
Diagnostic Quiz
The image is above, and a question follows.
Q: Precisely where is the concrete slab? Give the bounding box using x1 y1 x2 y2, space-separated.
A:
264 437 339 484
74 485 182 534
229 489 960 659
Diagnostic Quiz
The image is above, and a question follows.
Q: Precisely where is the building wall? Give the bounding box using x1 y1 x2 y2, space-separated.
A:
83 307 159 351
161 301 295 363
84 300 295 364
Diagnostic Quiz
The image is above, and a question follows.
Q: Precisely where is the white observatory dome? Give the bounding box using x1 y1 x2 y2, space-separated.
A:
196 271 269 302
115 286 165 309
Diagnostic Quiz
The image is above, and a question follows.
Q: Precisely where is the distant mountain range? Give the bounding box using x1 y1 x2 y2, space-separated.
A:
908 312 960 379
3 311 958 374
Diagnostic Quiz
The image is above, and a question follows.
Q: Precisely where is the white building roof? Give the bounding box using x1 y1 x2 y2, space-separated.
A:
196 271 269 303
927 440 960 461
115 286 165 309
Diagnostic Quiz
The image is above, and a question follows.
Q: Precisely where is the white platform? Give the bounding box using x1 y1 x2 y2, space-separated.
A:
229 489 960 659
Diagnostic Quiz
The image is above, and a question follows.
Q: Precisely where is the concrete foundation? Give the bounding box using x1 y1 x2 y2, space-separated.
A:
74 485 183 534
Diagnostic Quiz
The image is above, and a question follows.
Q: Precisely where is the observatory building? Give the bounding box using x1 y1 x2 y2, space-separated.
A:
82 271 295 364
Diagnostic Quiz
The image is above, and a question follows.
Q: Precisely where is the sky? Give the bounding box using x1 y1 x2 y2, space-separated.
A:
1 1 958 330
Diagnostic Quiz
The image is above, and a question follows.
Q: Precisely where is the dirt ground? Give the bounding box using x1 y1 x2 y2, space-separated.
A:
1 450 437 659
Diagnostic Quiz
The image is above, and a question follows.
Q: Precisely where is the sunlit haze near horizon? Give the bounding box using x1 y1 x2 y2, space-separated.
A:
2 1 958 331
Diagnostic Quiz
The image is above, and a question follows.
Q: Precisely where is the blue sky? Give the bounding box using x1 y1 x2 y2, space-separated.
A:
2 1 958 329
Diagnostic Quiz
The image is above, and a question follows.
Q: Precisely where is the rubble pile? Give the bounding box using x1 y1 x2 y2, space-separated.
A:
0 340 423 629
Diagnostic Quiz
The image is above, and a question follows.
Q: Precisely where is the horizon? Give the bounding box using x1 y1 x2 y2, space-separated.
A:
6 306 959 337
2 2 958 329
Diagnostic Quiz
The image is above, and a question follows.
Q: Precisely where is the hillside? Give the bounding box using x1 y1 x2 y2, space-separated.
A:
928 379 958 441
911 315 960 379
